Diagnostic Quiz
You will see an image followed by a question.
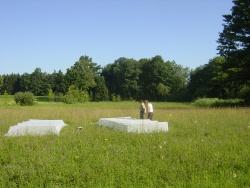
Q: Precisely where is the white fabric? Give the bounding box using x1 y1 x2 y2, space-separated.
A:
98 117 168 133
5 119 67 136
147 103 153 113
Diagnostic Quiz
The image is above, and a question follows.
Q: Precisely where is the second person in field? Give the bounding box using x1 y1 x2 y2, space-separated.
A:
145 100 154 120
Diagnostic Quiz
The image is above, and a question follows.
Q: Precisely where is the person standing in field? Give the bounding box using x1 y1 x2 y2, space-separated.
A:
146 100 154 120
139 100 146 119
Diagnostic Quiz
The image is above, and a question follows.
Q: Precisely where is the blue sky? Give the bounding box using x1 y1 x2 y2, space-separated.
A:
0 0 233 74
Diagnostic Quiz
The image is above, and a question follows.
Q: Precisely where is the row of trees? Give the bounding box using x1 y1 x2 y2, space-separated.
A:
0 56 109 101
0 55 189 101
0 52 249 102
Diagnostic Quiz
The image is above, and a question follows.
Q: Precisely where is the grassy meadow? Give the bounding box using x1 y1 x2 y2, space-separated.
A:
0 97 249 187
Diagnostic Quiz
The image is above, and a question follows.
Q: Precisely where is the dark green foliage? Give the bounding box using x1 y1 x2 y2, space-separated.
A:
0 75 3 93
66 56 98 91
188 57 228 99
238 84 250 104
188 55 250 103
1 49 248 103
1 74 20 95
138 56 189 101
19 73 31 92
102 56 189 101
217 0 250 85
139 56 169 100
91 76 108 101
14 92 34 106
29 68 50 96
9 68 50 96
1 55 189 102
48 70 67 94
102 57 141 100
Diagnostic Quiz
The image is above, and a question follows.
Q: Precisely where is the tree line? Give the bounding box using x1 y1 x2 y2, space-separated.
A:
0 55 190 101
0 0 249 103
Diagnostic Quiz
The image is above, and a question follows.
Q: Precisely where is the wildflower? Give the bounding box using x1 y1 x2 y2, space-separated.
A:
233 173 237 178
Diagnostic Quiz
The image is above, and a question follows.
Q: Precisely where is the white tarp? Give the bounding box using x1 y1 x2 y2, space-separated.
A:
98 117 168 133
5 119 67 136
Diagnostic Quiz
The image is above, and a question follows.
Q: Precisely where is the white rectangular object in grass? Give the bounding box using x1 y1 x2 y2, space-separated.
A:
5 119 67 136
98 117 168 133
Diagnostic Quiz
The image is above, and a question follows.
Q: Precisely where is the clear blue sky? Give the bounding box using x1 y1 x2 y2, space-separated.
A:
0 0 233 74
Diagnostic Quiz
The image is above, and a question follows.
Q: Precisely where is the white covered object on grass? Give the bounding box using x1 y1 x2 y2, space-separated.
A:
98 117 168 133
5 119 67 136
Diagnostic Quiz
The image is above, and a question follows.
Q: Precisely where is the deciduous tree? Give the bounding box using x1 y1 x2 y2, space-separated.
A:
66 56 98 91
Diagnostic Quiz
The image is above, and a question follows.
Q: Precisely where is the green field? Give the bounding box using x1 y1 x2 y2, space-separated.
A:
0 98 249 187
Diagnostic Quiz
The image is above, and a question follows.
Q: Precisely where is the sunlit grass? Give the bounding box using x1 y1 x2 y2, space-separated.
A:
0 99 249 187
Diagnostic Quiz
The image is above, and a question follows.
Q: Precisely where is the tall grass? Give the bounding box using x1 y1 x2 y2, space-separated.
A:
0 100 249 187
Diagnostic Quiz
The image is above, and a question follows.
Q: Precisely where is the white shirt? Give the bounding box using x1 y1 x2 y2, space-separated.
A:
147 103 153 113
140 102 146 113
